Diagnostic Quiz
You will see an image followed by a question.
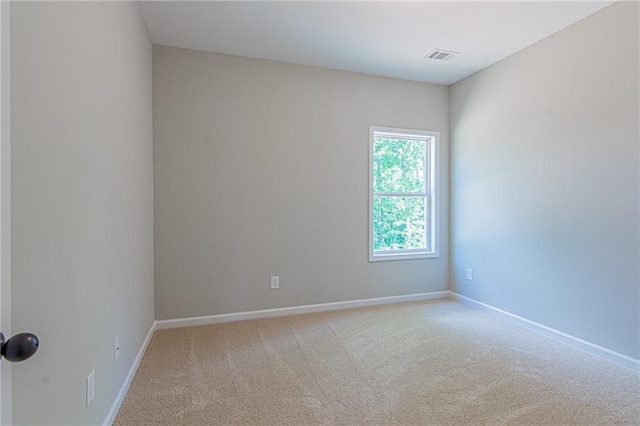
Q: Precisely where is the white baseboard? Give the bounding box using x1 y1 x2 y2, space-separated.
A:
449 291 640 372
156 290 450 330
103 320 157 426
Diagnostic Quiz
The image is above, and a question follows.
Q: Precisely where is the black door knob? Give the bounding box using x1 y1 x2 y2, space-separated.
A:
0 332 39 362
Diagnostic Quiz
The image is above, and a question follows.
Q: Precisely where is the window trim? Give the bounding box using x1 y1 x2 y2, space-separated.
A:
368 126 439 262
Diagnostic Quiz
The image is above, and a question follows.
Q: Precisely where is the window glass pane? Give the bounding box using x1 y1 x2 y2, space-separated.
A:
373 137 426 193
373 196 426 251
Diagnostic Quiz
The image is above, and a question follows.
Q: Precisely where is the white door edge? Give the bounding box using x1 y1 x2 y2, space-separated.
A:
0 1 12 424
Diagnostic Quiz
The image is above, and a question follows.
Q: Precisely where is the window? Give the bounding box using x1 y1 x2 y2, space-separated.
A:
369 126 439 261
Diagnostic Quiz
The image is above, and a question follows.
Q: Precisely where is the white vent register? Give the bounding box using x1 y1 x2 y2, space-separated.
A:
424 49 460 62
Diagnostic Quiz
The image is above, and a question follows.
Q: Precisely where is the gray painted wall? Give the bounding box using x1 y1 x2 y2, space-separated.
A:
450 1 639 359
11 2 154 424
153 46 449 320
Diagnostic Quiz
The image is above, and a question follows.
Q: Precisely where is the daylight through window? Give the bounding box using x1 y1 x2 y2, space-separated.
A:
369 126 439 261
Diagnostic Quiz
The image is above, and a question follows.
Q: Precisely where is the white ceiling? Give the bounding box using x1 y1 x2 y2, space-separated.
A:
139 1 614 85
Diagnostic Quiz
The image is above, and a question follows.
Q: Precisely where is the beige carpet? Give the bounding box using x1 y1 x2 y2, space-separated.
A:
115 299 640 425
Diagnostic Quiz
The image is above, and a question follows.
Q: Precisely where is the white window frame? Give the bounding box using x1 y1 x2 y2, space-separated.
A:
369 126 439 262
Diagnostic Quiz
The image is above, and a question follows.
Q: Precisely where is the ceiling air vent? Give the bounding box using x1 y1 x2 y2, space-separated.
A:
424 49 460 62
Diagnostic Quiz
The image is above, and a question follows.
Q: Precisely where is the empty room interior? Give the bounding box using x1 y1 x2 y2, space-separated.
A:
0 0 638 424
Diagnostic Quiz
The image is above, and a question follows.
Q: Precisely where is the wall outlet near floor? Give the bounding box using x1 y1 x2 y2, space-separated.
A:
114 336 120 362
270 276 279 289
466 268 473 281
86 370 96 407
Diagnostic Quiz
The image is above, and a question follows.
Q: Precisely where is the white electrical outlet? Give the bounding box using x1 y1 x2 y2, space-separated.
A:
270 276 279 289
466 268 473 281
114 336 120 363
86 370 96 407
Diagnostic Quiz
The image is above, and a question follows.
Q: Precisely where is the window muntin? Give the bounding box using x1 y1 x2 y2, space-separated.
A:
369 127 438 261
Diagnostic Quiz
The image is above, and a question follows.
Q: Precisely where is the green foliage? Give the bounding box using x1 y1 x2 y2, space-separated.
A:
373 138 427 252
373 137 426 193
373 196 426 251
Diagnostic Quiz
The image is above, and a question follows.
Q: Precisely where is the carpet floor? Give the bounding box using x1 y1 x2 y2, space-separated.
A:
114 299 639 425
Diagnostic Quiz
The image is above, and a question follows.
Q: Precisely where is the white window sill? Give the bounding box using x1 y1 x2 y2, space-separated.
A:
369 251 439 262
